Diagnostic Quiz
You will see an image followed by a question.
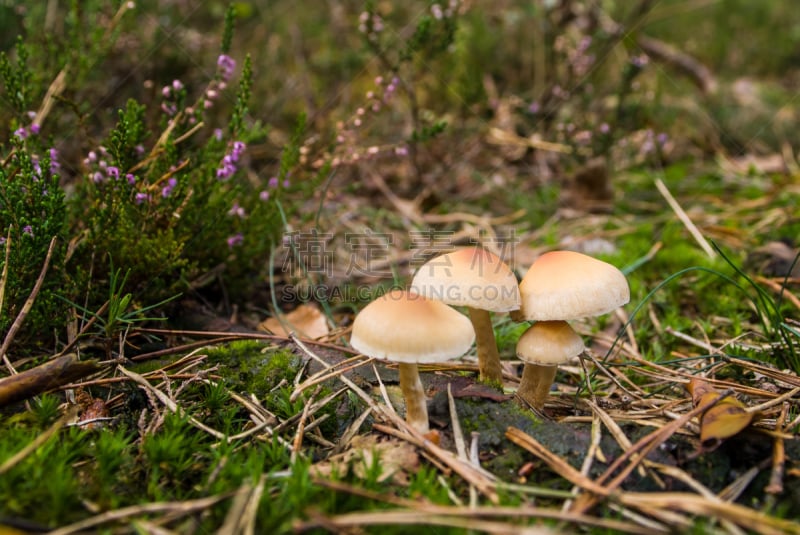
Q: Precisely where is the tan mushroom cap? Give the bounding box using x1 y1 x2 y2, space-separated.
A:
411 247 521 312
350 289 475 364
519 251 629 321
516 321 585 366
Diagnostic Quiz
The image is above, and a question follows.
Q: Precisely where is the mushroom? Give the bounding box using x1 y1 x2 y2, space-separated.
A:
516 251 629 409
349 289 475 433
516 320 584 409
410 247 520 385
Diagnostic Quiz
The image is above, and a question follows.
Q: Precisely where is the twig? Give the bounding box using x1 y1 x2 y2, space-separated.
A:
0 353 102 407
0 236 58 373
562 411 604 512
118 365 229 440
448 383 468 461
290 333 499 503
291 387 319 463
505 426 610 496
569 390 733 514
764 403 788 495
588 401 662 485
290 355 375 402
48 494 237 535
0 229 11 323
654 178 716 258
618 492 800 535
637 35 717 94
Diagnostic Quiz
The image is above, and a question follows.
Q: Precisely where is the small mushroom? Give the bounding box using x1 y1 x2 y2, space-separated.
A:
516 320 584 409
411 247 520 384
349 289 475 433
516 251 629 409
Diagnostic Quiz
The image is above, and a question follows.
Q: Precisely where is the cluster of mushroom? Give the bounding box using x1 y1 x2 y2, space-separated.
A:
349 247 629 432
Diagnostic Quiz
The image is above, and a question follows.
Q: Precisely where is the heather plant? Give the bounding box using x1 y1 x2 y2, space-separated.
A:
0 3 301 345
0 39 68 346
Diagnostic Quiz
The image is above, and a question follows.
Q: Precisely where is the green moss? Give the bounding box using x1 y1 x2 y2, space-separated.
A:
206 341 302 395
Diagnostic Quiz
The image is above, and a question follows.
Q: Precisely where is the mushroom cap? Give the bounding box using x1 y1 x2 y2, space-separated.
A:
516 320 585 366
410 247 521 312
350 289 475 364
519 251 629 321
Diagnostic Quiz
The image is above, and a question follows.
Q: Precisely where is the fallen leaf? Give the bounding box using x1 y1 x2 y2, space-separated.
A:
259 303 330 339
78 398 110 430
428 374 511 402
310 435 419 485
686 378 758 449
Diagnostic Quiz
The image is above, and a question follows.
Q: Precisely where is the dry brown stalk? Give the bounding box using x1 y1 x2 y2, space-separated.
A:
0 236 58 373
290 355 375 402
656 178 717 259
618 492 800 535
562 411 604 512
0 354 102 407
505 426 610 497
118 365 231 441
569 391 731 514
294 493 661 535
290 334 500 503
587 401 663 486
47 493 237 535
291 386 319 463
765 403 788 495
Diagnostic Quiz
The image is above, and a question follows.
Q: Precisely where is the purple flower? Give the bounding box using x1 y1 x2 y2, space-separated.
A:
13 127 28 139
22 225 33 236
92 171 105 183
134 192 150 205
172 79 183 91
49 148 61 174
282 179 290 188
31 156 42 176
226 233 244 248
107 166 120 179
259 190 270 201
135 144 145 155
217 54 236 81
162 85 171 97
216 163 236 180
161 177 177 197
29 123 41 135
213 128 223 141
126 173 136 185
268 177 279 188
227 202 246 218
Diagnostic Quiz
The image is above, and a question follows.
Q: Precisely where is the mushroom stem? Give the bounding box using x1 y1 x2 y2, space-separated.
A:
517 363 558 410
398 362 429 433
467 307 503 384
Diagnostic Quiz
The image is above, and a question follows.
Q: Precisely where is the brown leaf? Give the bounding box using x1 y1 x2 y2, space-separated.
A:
78 398 110 430
310 435 418 485
686 379 757 448
259 303 330 339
